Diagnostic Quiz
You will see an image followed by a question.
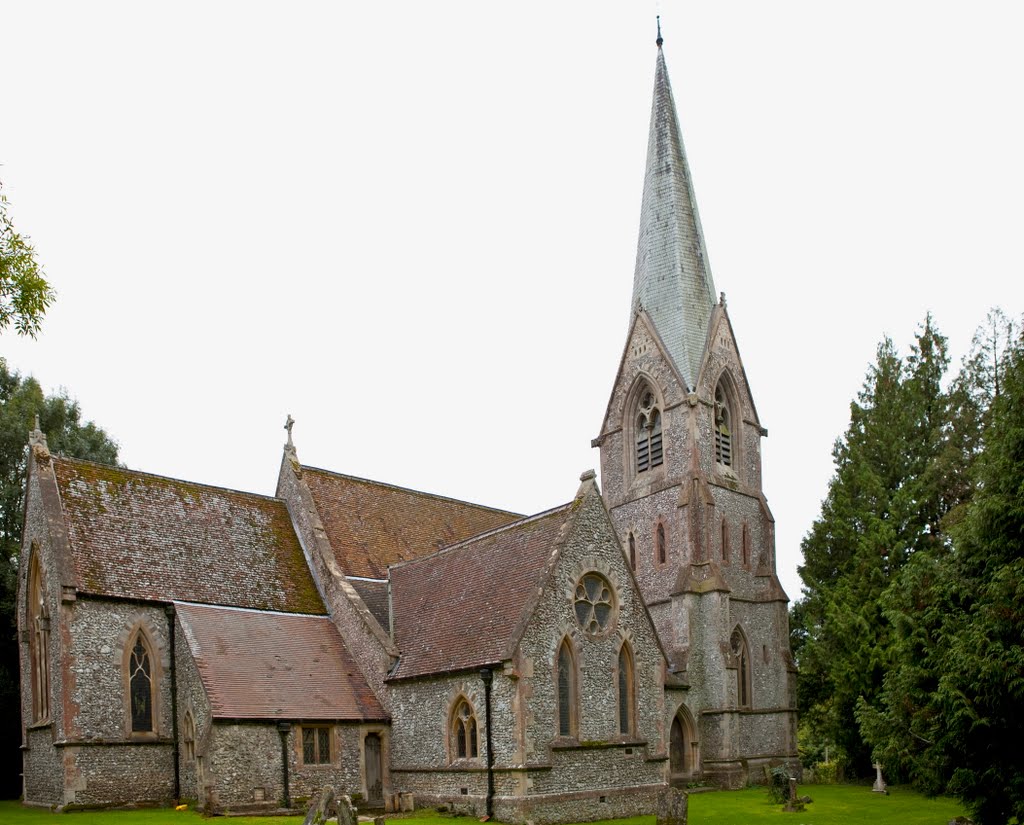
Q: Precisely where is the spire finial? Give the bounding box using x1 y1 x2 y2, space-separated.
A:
656 15 663 48
284 414 295 449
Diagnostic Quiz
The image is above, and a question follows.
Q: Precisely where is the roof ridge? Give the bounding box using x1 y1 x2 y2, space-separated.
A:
172 600 330 619
389 501 574 573
54 454 285 504
302 464 523 517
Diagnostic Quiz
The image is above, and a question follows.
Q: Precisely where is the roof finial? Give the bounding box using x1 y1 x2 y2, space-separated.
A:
656 15 663 48
284 414 295 449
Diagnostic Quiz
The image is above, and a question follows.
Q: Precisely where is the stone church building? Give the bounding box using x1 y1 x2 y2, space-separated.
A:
18 38 797 821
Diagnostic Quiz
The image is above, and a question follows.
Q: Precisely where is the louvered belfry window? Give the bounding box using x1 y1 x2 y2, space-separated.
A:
635 390 663 473
714 384 732 467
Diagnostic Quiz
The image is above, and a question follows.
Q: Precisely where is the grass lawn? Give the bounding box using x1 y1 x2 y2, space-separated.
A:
0 785 967 825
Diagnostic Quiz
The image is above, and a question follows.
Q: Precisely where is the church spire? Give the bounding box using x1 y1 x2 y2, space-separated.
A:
631 29 716 391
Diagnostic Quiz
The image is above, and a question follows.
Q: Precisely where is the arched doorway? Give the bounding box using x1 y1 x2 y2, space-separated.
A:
669 708 698 785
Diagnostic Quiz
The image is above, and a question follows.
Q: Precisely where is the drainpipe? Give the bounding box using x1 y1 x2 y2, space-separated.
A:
165 605 180 802
480 668 495 819
277 722 292 808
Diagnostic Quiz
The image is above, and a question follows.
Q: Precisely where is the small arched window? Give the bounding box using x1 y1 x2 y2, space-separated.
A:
656 523 667 565
721 518 730 563
128 632 155 732
451 698 478 759
28 553 50 722
182 710 196 762
617 643 635 736
556 639 577 737
628 533 636 571
714 382 733 467
635 389 664 473
730 627 751 709
742 523 751 567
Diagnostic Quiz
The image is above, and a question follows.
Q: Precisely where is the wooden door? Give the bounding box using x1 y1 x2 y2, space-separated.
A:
364 733 383 805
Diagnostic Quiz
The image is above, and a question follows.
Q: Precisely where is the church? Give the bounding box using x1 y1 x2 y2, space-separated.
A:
17 34 797 821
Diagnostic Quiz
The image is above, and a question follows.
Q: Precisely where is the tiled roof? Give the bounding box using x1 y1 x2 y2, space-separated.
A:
348 578 390 631
389 504 572 680
631 45 716 390
302 467 521 579
53 458 324 614
176 602 386 721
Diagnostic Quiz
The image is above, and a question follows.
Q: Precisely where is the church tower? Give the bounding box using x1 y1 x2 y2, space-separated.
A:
593 27 798 787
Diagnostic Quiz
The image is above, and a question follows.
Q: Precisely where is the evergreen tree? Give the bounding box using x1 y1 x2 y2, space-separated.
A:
860 320 1024 824
0 358 118 798
795 317 958 774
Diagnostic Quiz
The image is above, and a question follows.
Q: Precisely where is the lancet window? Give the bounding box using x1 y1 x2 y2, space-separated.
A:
617 643 635 736
28 553 50 722
714 382 733 467
730 627 751 709
635 388 663 473
556 639 577 737
451 698 479 759
128 631 155 732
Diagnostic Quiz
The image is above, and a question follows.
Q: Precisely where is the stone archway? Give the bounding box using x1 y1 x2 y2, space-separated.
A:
669 707 699 785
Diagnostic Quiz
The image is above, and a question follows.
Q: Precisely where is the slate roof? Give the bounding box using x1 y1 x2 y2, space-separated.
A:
302 467 521 579
631 44 717 390
52 458 324 614
348 578 390 631
175 602 386 720
388 504 572 680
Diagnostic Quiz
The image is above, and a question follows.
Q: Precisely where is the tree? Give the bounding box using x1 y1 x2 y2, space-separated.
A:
0 358 118 799
859 320 1024 824
0 182 55 337
794 317 964 775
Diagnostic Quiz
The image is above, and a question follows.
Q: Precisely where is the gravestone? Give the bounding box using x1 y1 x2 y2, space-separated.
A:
336 794 357 825
656 787 688 825
872 763 888 795
302 788 335 825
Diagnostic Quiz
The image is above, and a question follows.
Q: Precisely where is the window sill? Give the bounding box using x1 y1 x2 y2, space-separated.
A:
550 737 648 752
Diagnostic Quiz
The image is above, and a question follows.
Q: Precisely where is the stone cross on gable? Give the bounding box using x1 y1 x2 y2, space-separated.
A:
284 414 295 449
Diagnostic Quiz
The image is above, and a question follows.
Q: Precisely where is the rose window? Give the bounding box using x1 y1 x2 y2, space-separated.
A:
574 573 615 634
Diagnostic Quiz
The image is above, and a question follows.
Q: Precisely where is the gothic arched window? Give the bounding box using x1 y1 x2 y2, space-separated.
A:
721 518 730 563
656 522 667 565
714 382 733 467
742 523 751 568
450 697 478 760
128 631 155 732
617 643 635 736
635 388 663 473
182 710 196 763
556 639 577 737
28 553 50 722
730 627 751 709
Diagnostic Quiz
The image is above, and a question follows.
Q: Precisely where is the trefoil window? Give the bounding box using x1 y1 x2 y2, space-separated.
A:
574 573 616 635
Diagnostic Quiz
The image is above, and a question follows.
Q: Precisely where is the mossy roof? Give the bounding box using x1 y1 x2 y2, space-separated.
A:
388 503 572 680
52 457 324 614
302 466 522 579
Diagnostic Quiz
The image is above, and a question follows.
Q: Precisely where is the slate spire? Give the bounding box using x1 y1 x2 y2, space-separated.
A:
631 29 717 390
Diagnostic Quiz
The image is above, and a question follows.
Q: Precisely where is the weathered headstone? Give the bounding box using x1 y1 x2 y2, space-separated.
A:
399 792 414 812
336 794 357 825
656 787 688 825
783 777 806 813
302 788 336 825
872 763 888 794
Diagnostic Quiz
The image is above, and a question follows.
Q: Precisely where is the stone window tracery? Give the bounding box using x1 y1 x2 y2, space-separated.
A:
28 553 50 723
634 387 663 473
450 698 479 760
573 572 616 635
129 632 155 732
302 725 332 764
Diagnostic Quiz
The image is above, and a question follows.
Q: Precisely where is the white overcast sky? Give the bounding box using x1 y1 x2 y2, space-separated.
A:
3 2 1023 602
